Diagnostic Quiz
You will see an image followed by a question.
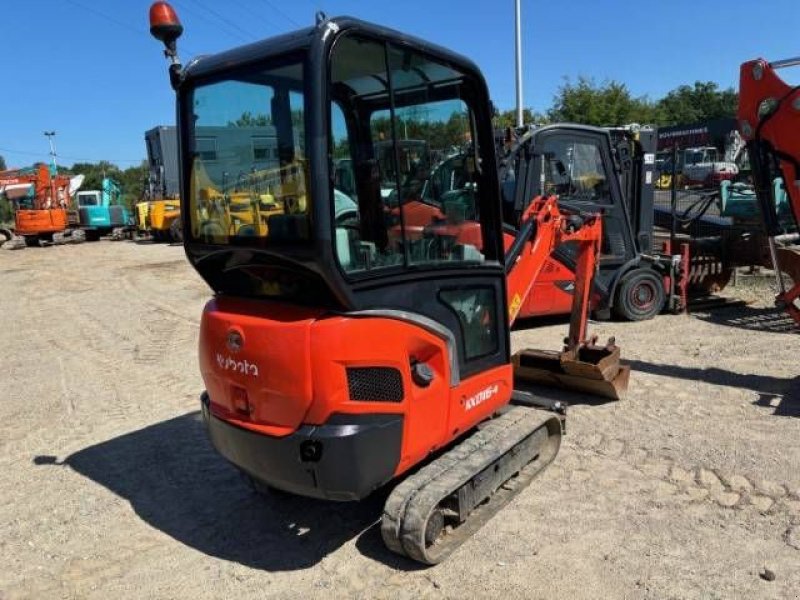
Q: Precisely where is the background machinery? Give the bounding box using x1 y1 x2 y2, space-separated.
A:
150 3 627 565
637 58 800 323
144 126 182 241
74 177 133 240
0 163 85 248
498 124 685 321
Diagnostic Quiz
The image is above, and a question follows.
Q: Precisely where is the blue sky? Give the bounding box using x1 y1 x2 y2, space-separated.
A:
2 0 799 169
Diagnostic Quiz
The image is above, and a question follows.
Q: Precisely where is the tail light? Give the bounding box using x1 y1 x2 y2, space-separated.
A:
231 385 251 415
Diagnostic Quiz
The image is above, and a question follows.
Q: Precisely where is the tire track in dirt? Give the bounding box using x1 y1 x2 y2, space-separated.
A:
570 432 800 531
118 261 205 329
37 282 200 442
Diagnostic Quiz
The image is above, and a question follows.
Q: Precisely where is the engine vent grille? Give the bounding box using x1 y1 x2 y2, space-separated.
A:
346 367 403 402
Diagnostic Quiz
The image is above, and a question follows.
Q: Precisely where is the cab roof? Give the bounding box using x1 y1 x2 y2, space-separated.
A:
181 16 485 85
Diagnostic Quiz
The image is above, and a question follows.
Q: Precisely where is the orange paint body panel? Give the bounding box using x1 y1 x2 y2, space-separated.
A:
502 220 597 319
200 297 513 478
199 298 323 437
15 208 68 235
395 200 444 226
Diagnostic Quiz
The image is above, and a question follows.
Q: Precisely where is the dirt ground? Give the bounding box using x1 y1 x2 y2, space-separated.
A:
1 241 799 600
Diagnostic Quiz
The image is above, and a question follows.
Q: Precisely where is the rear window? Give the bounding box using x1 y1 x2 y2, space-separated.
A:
187 57 311 246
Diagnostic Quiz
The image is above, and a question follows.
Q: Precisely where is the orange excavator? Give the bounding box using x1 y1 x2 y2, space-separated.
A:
0 163 84 248
738 56 800 324
150 3 626 564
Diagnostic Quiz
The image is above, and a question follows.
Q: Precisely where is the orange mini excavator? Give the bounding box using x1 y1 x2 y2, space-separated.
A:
150 3 627 563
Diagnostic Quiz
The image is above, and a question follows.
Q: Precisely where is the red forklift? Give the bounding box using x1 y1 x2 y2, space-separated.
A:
149 3 628 564
499 124 687 321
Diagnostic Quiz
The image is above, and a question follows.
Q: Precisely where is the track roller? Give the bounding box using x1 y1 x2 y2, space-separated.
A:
381 405 562 564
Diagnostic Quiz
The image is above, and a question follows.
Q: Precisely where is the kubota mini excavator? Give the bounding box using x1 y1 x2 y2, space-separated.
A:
738 56 800 324
149 2 627 564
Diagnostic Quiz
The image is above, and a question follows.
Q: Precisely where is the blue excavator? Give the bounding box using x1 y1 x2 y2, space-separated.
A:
74 177 133 240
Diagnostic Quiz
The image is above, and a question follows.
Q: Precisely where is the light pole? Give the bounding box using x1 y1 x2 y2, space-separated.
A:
44 131 57 173
514 0 523 128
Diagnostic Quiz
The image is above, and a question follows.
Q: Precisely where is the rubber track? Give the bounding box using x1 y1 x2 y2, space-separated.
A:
381 406 562 564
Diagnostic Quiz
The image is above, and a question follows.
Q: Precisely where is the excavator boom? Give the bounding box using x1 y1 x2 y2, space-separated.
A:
505 196 629 400
739 57 800 322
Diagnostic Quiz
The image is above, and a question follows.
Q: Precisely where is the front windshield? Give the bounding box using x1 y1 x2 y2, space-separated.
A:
329 35 488 276
187 57 310 245
77 193 99 207
684 150 702 165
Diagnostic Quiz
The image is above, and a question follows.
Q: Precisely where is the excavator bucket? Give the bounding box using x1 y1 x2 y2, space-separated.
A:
512 343 630 401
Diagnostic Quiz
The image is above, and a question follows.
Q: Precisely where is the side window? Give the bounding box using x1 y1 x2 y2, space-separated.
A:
331 103 355 201
370 97 481 251
540 137 610 204
440 288 498 360
329 34 488 275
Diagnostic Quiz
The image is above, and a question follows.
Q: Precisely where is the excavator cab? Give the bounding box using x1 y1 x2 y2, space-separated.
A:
177 18 510 376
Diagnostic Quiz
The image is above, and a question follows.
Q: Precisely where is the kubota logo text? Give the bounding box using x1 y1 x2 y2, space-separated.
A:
464 384 499 411
216 353 259 377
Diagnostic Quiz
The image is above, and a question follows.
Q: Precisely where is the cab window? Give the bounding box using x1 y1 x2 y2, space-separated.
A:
329 34 490 276
539 137 610 204
187 57 310 245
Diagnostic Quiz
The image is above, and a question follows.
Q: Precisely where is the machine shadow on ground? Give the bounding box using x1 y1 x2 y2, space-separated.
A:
693 304 798 334
628 359 800 418
35 411 422 571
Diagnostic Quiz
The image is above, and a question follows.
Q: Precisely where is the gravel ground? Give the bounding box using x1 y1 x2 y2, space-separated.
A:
1 241 798 599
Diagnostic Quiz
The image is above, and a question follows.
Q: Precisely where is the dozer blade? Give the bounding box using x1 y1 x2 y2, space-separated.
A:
512 344 630 401
381 406 562 565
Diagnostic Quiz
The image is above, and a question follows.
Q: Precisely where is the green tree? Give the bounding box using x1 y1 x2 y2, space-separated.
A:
0 154 11 223
119 161 148 208
228 111 272 127
69 161 123 193
655 81 738 125
547 77 657 126
0 200 11 225
67 161 147 209
493 108 548 129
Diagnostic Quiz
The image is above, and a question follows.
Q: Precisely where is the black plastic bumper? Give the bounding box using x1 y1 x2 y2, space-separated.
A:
200 392 403 501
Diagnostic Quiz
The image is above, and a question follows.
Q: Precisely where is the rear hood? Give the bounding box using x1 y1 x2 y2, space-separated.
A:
199 297 324 436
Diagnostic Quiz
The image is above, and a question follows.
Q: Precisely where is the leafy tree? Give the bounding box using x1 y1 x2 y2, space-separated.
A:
655 81 738 126
493 108 548 129
547 77 657 126
70 161 123 193
228 111 272 127
118 162 148 208
67 161 148 209
227 110 304 129
0 200 11 225
0 154 11 223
